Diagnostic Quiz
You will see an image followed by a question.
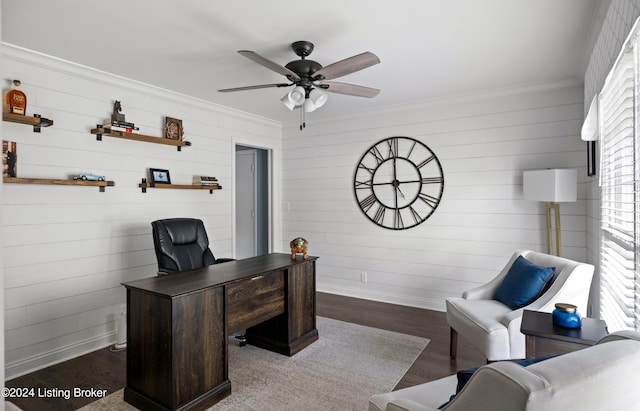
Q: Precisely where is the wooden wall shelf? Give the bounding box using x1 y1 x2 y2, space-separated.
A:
139 180 221 194
91 127 191 151
4 177 115 192
3 112 53 132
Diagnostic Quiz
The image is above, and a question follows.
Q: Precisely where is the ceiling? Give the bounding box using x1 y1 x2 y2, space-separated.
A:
2 0 602 124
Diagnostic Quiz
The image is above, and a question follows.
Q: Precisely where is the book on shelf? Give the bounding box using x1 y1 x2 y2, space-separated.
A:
103 120 136 128
195 182 220 186
106 125 140 134
193 176 218 184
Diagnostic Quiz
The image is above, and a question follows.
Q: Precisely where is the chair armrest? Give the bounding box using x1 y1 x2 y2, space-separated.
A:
387 399 438 411
462 283 499 300
520 262 594 315
597 330 640 344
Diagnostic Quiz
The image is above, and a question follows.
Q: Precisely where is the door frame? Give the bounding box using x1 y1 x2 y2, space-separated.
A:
235 149 258 258
232 140 275 258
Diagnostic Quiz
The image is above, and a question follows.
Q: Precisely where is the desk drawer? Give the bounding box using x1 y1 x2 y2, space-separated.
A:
226 270 285 334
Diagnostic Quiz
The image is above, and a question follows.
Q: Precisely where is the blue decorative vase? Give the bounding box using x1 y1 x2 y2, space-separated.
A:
552 303 582 328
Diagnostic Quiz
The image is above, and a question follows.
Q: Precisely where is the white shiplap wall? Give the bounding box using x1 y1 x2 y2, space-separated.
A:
1 44 282 379
281 82 588 311
582 0 640 318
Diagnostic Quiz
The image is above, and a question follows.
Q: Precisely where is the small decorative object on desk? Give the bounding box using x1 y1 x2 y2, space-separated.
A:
290 237 308 260
111 100 126 123
4 79 26 115
2 140 17 177
552 303 582 328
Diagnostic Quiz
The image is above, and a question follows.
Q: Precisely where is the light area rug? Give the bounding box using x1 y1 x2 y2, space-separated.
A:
80 316 429 411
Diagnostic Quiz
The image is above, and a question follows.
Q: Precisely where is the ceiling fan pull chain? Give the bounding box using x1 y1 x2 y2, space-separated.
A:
299 106 306 130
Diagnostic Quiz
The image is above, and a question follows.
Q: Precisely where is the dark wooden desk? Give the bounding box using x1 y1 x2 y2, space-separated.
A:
121 253 318 411
521 310 608 359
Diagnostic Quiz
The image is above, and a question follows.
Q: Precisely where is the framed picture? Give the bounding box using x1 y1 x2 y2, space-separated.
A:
149 168 171 186
2 140 17 177
164 117 184 141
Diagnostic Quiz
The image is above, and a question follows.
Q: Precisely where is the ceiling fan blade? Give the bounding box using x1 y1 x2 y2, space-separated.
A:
238 50 301 81
313 52 380 80
321 81 380 98
218 83 291 93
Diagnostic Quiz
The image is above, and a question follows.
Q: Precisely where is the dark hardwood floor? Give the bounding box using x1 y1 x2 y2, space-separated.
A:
5 292 485 410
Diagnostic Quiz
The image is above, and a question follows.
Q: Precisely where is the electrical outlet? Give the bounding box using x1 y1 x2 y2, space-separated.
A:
361 272 368 283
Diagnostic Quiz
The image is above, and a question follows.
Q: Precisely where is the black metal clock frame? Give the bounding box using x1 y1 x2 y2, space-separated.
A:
353 136 444 230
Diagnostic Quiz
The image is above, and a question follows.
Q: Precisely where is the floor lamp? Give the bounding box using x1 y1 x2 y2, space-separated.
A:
523 169 577 256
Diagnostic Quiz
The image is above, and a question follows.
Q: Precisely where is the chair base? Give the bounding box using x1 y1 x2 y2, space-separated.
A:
235 333 247 347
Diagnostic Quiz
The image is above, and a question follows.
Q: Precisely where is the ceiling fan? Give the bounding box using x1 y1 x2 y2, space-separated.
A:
219 40 380 128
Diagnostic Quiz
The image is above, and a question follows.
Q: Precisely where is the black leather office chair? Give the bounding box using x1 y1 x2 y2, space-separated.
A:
151 218 244 345
151 218 233 274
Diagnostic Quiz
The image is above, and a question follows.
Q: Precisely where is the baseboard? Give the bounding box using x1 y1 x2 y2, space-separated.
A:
317 284 446 312
5 332 116 380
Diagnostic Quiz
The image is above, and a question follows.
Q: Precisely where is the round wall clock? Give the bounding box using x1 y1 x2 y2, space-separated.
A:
353 136 444 230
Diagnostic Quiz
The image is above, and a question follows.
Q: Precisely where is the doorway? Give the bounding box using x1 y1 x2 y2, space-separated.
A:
235 145 270 259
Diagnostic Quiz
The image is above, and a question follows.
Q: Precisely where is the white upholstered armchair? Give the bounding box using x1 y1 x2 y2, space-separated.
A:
446 250 594 362
370 331 640 411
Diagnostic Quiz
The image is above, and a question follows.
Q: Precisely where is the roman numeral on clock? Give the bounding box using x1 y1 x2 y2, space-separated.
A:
373 205 386 225
418 193 439 208
369 146 385 165
359 194 377 212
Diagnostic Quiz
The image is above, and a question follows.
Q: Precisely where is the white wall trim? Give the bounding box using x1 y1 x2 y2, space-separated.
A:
1 42 281 129
284 78 584 128
5 332 115 380
318 285 446 312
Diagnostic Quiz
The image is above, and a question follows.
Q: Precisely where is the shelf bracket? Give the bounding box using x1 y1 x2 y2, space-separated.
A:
94 125 103 141
140 178 148 193
30 114 54 132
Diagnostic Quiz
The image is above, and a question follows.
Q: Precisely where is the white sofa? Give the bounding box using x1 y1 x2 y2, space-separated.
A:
370 331 640 411
446 250 594 361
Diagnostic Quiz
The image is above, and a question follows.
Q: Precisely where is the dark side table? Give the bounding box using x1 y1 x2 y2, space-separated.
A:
520 310 608 359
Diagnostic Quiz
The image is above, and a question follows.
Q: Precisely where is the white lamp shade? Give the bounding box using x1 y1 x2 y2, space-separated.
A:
281 86 306 110
289 86 306 105
523 169 577 202
309 88 328 108
581 94 599 141
281 94 297 110
304 99 317 112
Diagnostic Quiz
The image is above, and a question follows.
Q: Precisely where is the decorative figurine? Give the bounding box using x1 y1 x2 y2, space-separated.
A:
290 237 308 260
70 173 106 181
111 100 125 123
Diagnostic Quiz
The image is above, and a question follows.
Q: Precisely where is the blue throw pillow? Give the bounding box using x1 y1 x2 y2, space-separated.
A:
493 255 555 310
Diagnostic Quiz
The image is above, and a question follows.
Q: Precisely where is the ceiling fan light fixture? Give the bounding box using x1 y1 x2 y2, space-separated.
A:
281 93 297 110
304 98 317 113
309 88 328 109
289 86 306 105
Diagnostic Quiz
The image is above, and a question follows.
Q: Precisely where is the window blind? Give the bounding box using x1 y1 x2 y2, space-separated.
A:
599 23 638 332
